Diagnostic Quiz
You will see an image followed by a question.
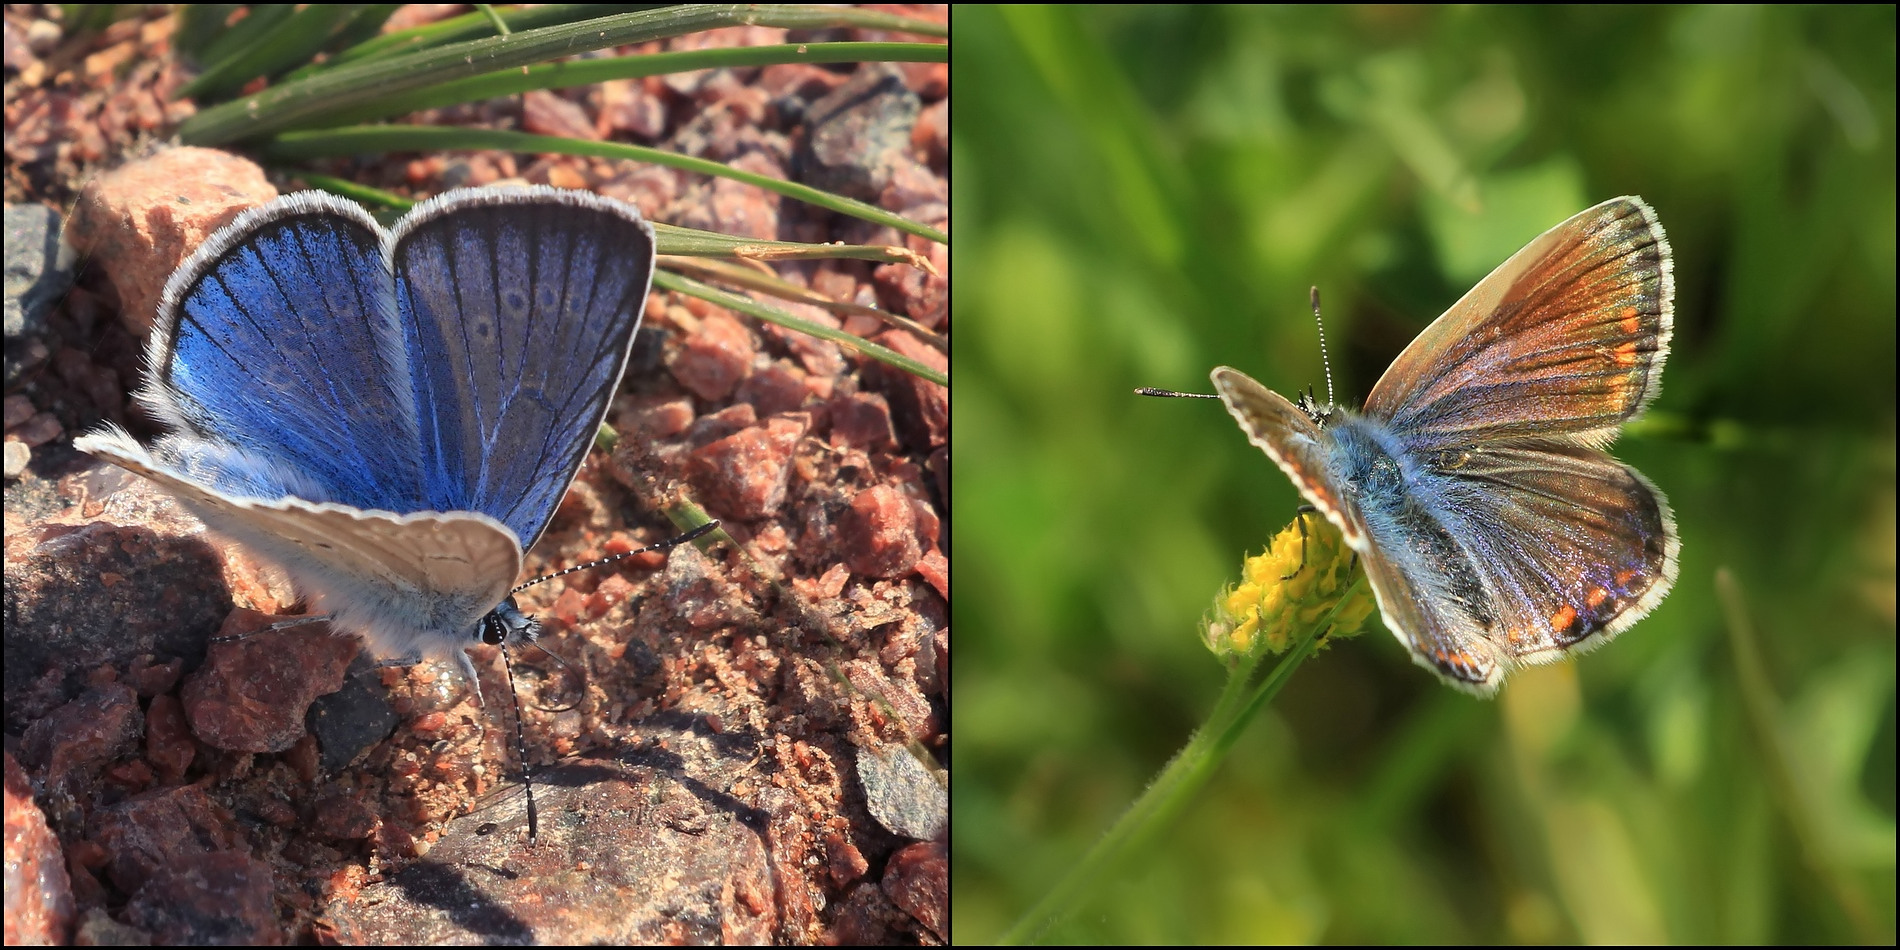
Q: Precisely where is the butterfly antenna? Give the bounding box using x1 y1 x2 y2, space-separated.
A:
498 649 540 842
1311 286 1336 409
508 520 721 596
1133 387 1219 399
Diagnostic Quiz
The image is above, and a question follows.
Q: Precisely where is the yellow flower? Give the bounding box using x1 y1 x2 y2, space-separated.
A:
1205 513 1374 659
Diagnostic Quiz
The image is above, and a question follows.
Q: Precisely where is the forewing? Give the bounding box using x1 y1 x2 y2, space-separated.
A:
135 193 422 511
1364 197 1673 450
1211 367 1367 548
392 187 656 551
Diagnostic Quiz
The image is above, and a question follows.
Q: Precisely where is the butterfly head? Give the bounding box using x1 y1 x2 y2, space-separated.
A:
480 596 542 650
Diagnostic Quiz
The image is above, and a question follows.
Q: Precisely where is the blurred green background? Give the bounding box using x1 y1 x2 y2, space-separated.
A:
952 5 1894 944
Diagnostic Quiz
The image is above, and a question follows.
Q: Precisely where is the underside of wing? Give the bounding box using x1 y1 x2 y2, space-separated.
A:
1211 367 1367 549
78 426 523 661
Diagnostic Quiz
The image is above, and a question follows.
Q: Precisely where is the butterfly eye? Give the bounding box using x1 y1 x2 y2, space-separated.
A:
481 615 508 646
482 597 538 646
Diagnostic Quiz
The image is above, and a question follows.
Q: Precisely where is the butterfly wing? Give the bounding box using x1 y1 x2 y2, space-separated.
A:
391 187 656 553
1211 367 1367 547
75 193 526 652
111 193 429 509
1421 442 1678 664
1355 434 1678 692
1350 197 1678 692
1364 196 1673 452
69 432 524 656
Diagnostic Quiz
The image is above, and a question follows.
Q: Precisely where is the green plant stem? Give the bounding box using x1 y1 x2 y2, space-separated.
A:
999 593 1353 944
180 4 942 145
258 126 946 244
297 42 946 130
654 270 946 386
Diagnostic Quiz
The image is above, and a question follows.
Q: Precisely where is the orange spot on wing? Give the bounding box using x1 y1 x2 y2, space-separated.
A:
1619 306 1642 335
1550 604 1578 633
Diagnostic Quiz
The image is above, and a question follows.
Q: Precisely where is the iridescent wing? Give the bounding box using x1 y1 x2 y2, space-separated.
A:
1365 196 1673 452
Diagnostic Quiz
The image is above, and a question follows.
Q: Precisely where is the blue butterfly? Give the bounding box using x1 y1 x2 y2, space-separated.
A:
76 186 658 690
